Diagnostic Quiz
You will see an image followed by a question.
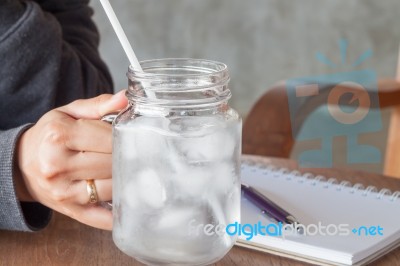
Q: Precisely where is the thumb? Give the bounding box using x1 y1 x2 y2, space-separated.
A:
58 90 128 119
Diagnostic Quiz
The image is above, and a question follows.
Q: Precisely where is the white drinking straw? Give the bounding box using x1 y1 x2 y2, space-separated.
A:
99 0 143 72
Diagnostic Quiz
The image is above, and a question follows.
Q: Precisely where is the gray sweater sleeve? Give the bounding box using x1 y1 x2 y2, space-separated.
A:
0 126 52 231
0 1 113 231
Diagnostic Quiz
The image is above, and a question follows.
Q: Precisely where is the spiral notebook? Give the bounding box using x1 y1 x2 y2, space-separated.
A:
238 156 400 266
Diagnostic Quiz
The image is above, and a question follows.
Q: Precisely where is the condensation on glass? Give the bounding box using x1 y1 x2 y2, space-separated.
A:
112 59 242 266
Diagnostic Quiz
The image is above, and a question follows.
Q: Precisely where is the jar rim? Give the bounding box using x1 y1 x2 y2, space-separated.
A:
126 58 231 108
127 58 228 79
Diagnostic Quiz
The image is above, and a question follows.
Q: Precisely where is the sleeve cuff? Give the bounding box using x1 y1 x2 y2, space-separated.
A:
0 125 52 231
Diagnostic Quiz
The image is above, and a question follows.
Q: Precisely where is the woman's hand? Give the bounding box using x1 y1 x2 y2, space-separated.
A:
16 91 128 230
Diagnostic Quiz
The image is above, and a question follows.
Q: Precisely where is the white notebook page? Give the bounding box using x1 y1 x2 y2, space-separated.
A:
239 161 400 265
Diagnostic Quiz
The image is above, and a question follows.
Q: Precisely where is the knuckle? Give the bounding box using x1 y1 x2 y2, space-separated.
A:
95 94 111 105
94 94 111 113
50 187 68 202
38 154 67 179
43 120 67 145
38 159 59 179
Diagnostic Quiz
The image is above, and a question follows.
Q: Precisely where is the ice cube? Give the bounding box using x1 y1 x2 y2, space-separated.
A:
132 116 171 134
118 116 171 162
224 184 241 224
171 165 211 197
123 179 139 210
170 117 236 162
169 116 224 135
116 126 138 160
135 169 166 209
187 131 234 161
212 163 237 194
157 207 195 229
157 205 206 233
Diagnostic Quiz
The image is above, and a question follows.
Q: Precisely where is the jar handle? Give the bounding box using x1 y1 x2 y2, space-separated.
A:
101 112 119 124
98 113 119 211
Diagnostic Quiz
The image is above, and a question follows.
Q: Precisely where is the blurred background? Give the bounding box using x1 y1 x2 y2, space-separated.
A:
90 0 400 173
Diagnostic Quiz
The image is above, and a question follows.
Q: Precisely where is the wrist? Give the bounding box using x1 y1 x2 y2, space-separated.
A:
14 129 35 202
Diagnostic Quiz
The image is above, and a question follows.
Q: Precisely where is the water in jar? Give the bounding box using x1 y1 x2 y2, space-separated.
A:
112 113 241 265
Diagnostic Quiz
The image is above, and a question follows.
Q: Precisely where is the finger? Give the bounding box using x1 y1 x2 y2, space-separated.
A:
72 205 113 230
66 119 112 153
68 152 112 180
58 90 128 120
74 179 112 205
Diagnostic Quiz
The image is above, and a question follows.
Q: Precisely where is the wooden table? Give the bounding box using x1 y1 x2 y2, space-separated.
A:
1 155 400 265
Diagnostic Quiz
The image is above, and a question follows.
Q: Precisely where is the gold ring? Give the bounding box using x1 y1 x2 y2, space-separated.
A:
86 179 98 204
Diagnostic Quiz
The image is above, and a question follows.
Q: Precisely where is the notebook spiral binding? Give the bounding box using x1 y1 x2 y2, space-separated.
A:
242 157 400 203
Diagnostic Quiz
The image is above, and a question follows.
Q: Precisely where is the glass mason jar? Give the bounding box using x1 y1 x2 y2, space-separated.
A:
112 58 241 266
